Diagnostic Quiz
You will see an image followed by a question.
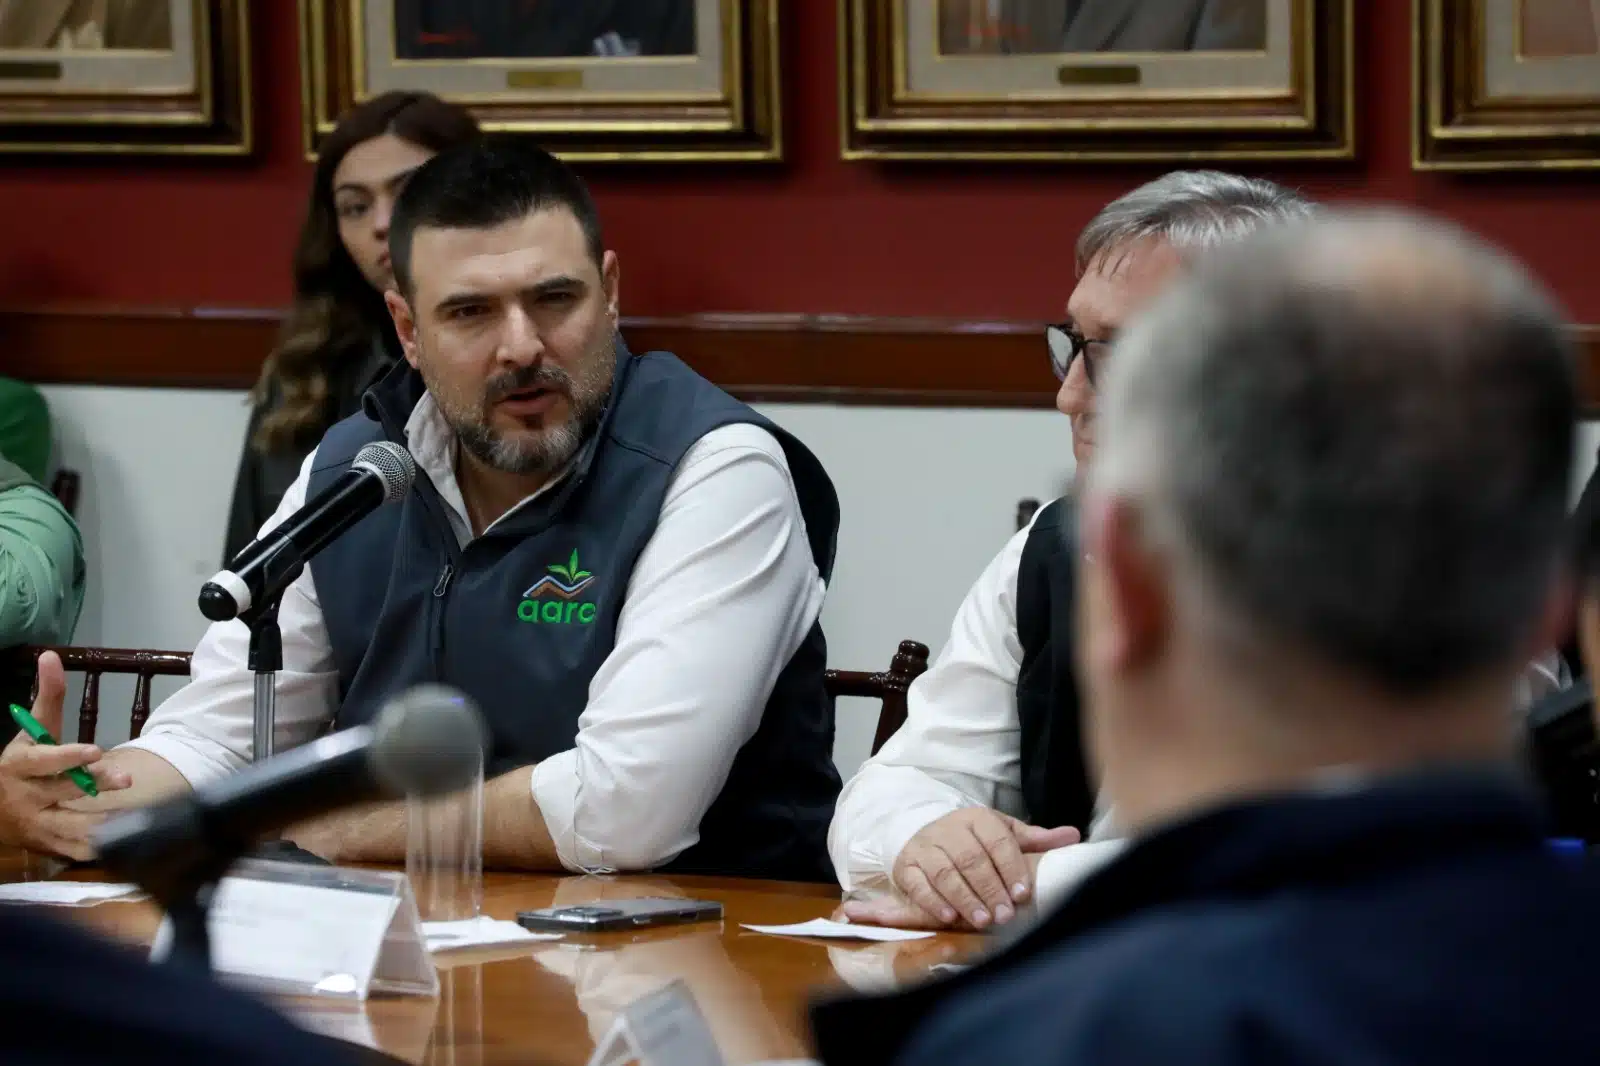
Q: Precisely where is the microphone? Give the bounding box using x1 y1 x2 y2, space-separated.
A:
199 441 415 622
94 685 488 899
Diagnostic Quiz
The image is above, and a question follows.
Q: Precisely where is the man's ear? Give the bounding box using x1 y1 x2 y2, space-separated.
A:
1084 495 1171 672
385 289 420 368
601 250 620 320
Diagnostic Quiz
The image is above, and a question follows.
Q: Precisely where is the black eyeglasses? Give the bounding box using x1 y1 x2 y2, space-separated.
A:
1046 322 1112 385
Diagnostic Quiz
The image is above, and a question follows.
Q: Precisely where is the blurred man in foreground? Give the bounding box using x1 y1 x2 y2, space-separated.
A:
814 208 1600 1065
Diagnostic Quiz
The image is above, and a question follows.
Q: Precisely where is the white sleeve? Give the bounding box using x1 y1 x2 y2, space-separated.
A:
1032 839 1128 911
828 521 1033 891
119 450 339 788
529 424 826 872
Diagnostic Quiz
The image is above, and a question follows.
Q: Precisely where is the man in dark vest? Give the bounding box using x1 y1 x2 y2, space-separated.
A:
0 135 843 882
813 208 1600 1066
828 172 1315 930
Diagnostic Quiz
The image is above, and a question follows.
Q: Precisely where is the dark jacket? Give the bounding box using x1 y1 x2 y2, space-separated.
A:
812 769 1600 1066
223 334 398 563
1 906 357 1065
304 343 843 881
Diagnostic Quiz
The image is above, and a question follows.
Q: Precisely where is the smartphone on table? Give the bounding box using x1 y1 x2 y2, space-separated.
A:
516 897 723 933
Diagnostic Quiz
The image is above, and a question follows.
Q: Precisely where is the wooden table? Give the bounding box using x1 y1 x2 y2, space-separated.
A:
1 852 977 1064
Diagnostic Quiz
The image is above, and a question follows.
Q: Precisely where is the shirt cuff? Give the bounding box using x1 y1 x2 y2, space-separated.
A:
842 795 983 892
1032 839 1128 911
119 730 243 791
529 749 608 874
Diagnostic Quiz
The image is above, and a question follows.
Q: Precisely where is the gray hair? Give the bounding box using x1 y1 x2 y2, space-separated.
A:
1076 170 1316 273
1091 207 1577 692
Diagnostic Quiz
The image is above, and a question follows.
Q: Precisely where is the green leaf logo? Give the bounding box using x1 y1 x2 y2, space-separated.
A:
548 550 592 583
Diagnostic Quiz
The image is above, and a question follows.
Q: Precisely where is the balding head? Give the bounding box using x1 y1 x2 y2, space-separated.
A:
1092 209 1577 693
1078 208 1578 833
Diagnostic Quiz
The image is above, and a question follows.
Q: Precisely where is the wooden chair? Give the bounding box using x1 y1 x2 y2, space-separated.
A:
48 469 81 516
5 639 934 756
825 640 931 756
2 646 191 744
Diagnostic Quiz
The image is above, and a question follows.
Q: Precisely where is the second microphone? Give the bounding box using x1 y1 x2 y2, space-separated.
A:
199 440 416 622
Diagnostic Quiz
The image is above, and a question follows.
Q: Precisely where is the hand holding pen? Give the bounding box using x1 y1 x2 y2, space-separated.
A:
0 651 131 861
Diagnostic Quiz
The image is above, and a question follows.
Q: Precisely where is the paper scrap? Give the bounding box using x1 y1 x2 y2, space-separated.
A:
740 918 935 942
421 915 563 952
0 881 143 905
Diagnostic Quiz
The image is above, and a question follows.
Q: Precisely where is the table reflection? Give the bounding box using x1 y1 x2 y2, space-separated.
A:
530 875 808 1065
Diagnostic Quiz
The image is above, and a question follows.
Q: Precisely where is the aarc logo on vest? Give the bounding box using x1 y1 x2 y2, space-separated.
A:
518 551 598 625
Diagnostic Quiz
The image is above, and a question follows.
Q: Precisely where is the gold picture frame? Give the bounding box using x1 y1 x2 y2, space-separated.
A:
299 0 782 163
1414 0 1600 170
840 0 1354 162
0 0 251 156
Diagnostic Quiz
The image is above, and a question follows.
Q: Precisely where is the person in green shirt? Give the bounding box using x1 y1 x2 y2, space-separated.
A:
0 376 51 486
0 456 83 647
0 378 83 647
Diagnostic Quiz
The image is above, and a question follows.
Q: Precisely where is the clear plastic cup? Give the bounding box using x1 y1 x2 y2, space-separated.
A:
406 758 484 923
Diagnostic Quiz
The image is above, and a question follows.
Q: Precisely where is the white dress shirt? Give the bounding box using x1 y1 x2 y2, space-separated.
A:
829 516 1046 892
125 392 825 873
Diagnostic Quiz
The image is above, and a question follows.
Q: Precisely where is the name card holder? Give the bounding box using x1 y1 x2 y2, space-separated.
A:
150 858 438 1001
586 979 726 1066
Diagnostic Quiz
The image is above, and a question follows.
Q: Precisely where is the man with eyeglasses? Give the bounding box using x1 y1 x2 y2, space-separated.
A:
828 171 1316 930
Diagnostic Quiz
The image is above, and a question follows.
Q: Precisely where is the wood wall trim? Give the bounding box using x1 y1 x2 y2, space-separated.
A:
5 306 1600 410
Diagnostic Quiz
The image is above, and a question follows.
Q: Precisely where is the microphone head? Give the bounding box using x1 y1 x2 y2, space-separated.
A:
351 441 417 504
197 581 239 622
369 684 488 797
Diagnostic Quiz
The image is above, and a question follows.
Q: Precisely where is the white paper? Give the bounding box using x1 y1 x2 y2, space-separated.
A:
740 918 935 942
422 915 562 952
205 877 400 995
0 881 143 905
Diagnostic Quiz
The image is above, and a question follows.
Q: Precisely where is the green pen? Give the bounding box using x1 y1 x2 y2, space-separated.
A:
9 704 98 797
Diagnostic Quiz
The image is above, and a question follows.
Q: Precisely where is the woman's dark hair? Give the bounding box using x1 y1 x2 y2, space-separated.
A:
251 91 480 454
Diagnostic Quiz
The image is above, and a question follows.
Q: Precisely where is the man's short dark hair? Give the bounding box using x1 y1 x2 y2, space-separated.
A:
389 133 604 296
1096 209 1578 693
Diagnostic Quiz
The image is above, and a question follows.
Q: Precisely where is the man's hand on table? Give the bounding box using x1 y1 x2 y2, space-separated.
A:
842 809 1080 931
834 852 1046 931
0 651 130 861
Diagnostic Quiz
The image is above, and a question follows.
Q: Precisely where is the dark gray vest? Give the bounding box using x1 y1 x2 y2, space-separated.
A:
306 346 842 881
1015 496 1096 832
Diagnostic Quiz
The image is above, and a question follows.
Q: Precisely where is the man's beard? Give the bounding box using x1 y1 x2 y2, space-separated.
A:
426 336 614 478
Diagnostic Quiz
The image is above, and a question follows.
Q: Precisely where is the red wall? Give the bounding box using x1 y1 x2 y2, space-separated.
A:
1 3 1596 320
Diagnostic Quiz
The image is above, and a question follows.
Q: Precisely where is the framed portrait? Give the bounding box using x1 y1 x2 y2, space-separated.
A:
0 0 251 155
1415 0 1600 170
299 0 782 163
840 0 1355 162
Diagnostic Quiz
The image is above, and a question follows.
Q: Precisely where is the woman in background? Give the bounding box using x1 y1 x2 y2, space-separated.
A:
224 91 479 561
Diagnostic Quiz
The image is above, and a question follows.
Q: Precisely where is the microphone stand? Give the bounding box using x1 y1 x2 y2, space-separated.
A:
244 589 289 762
151 566 322 973
146 581 298 974
163 879 217 975
238 562 329 869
